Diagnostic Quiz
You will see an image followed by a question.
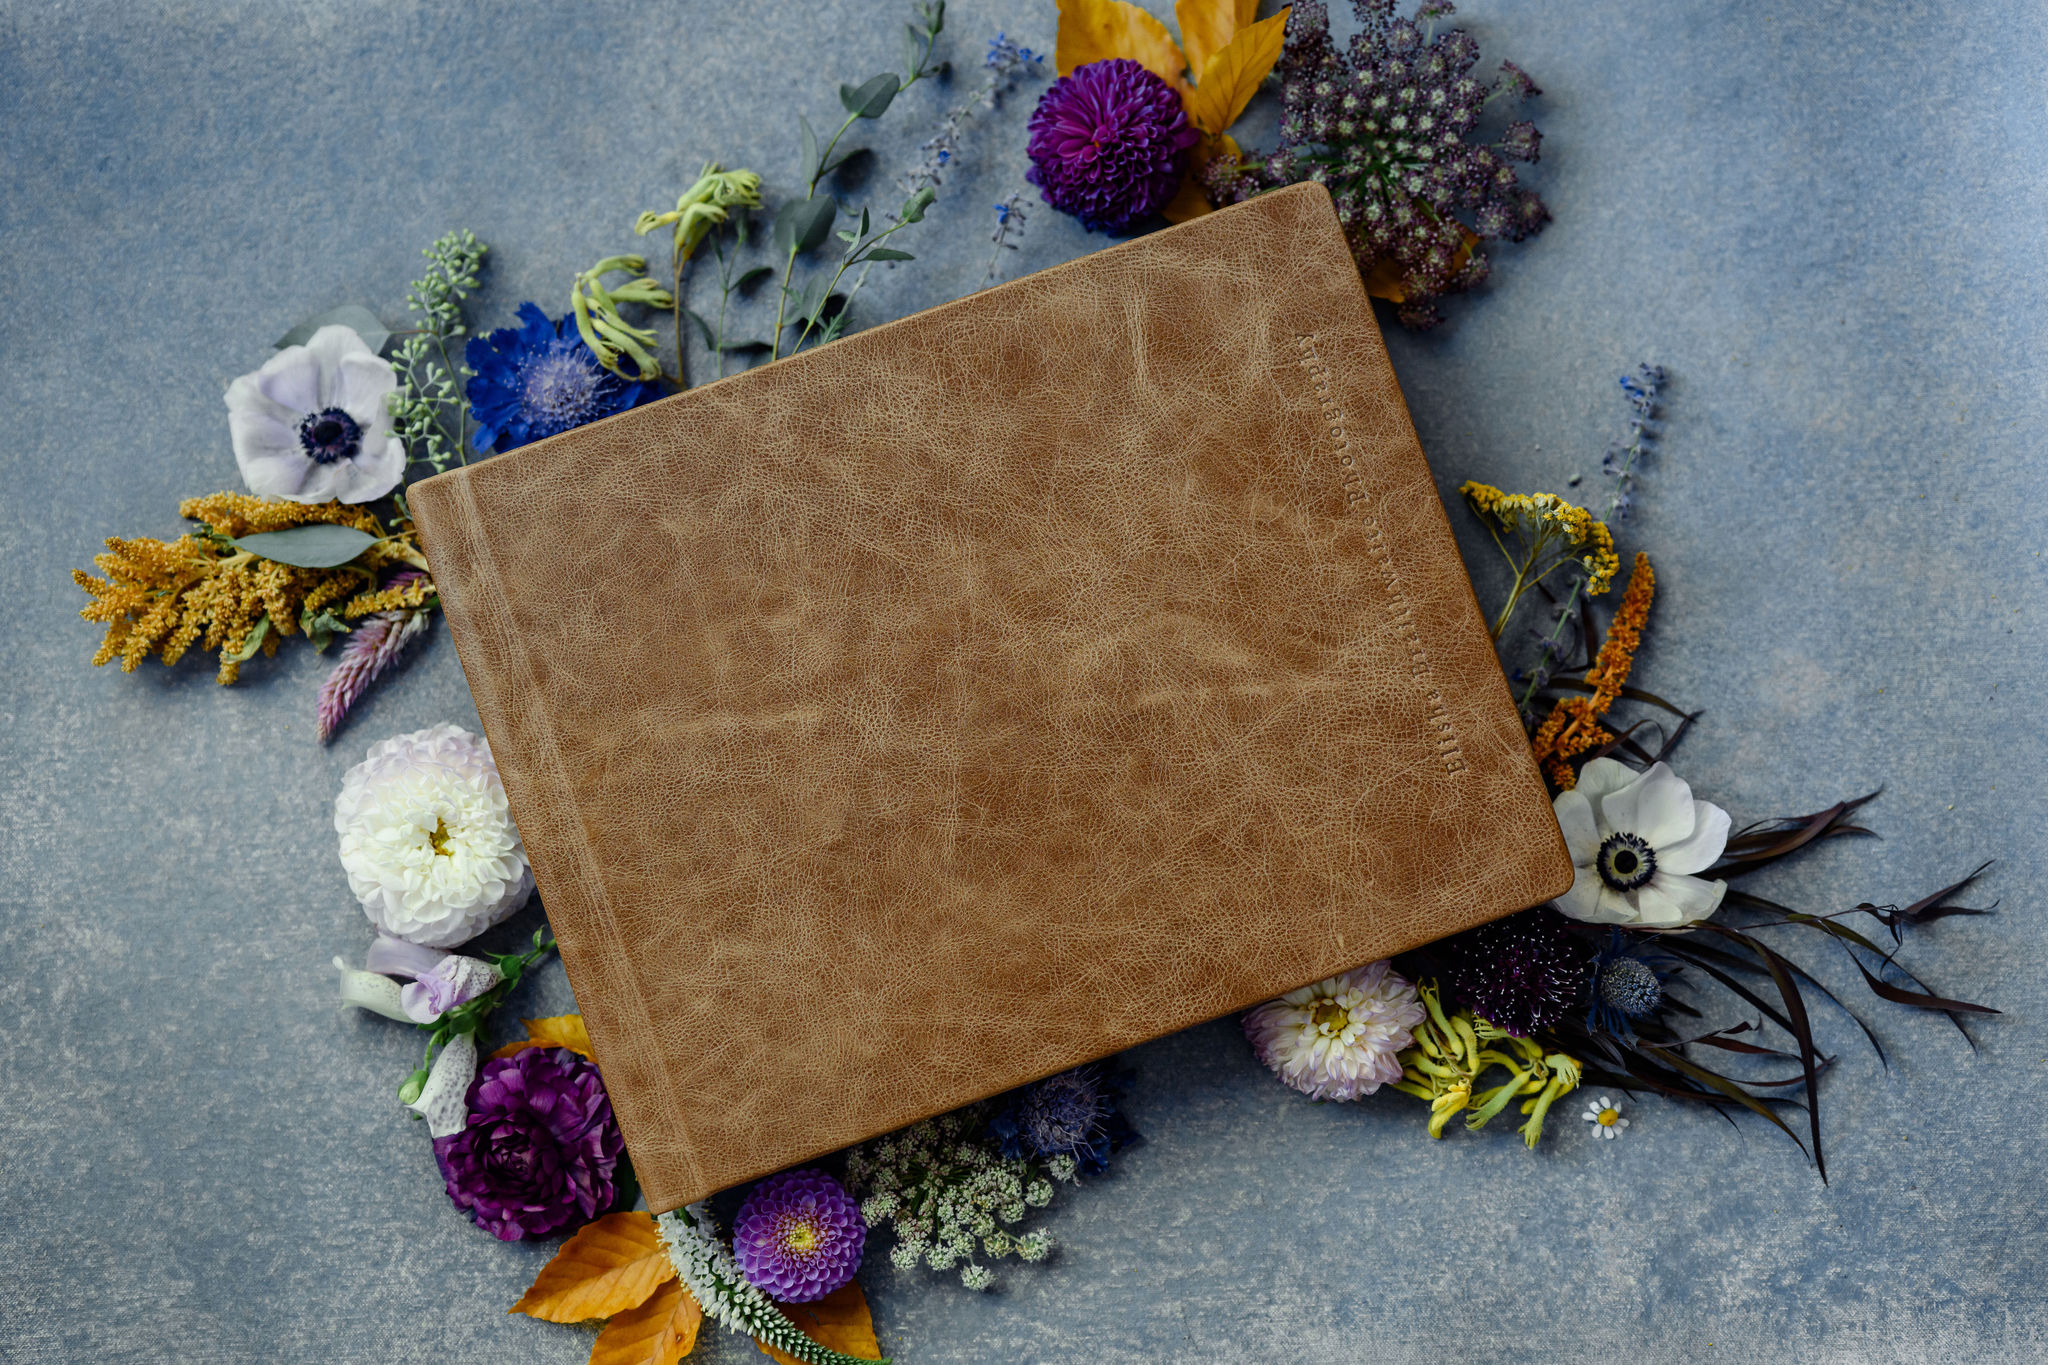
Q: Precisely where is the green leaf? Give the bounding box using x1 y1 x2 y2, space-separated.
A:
899 186 936 223
231 523 380 568
819 145 867 176
685 308 720 348
864 247 915 262
275 304 391 356
772 196 839 256
798 113 821 185
734 265 775 291
838 73 900 119
786 274 831 331
226 614 273 664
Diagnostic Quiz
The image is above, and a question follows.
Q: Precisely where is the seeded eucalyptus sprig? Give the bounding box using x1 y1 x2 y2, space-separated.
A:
388 230 488 475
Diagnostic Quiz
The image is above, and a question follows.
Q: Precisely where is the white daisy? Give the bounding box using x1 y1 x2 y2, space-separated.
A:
225 324 405 503
1552 758 1731 928
1583 1095 1630 1140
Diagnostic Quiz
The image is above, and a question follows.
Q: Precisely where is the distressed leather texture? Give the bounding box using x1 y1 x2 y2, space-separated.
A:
410 183 1574 1213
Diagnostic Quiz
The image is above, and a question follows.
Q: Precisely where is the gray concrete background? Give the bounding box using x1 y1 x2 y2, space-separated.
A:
3 0 2043 1360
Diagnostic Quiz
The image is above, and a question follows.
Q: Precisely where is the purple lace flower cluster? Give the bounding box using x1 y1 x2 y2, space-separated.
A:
432 1046 623 1241
1026 58 1198 234
1208 0 1549 327
731 1168 867 1302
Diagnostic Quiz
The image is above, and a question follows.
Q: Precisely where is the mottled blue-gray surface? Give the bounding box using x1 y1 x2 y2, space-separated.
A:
2 0 2043 1360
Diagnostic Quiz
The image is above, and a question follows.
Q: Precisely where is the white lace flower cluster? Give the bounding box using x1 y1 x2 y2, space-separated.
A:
843 1111 1059 1291
334 723 533 947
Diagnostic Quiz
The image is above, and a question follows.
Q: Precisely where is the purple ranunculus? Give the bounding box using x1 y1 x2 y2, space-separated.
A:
732 1168 867 1302
1025 57 1199 234
432 1047 623 1241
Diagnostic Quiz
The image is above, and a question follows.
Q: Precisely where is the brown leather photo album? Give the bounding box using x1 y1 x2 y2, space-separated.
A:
410 182 1572 1213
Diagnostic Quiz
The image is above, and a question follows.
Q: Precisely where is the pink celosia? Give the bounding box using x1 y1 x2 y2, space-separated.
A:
1243 960 1424 1101
317 570 431 743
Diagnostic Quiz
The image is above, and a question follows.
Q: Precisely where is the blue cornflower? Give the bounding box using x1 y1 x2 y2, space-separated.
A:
463 302 662 454
987 1064 1138 1175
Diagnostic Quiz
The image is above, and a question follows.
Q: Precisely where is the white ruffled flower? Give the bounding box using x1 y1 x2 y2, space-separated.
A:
1553 758 1730 928
1242 960 1424 1101
335 724 533 948
225 324 405 503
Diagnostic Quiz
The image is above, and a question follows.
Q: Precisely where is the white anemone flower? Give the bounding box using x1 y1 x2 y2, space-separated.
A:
1553 758 1730 928
335 724 533 948
224 324 405 503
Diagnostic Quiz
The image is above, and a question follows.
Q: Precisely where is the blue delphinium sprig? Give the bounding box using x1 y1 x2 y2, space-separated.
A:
1513 363 1667 720
981 191 1030 288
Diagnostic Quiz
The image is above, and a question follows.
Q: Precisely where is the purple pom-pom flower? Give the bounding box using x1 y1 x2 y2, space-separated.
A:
432 1046 623 1241
1026 58 1198 234
732 1168 867 1302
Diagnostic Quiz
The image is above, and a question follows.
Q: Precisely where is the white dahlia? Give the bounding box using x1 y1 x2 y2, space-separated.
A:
335 723 533 948
1243 960 1425 1101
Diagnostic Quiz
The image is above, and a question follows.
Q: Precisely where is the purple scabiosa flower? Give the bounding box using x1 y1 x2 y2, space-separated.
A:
1026 58 1199 234
464 303 662 454
1434 907 1591 1037
432 1046 623 1241
731 1168 867 1302
987 1064 1138 1174
1244 961 1424 1101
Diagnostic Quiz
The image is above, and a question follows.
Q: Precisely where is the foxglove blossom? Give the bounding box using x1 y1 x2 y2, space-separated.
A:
225 325 406 503
333 957 413 1022
409 1030 477 1138
1552 758 1730 928
400 954 503 1024
335 724 533 948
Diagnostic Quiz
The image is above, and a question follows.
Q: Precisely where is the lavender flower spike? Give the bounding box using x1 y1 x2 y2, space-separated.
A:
316 570 431 743
399 954 503 1023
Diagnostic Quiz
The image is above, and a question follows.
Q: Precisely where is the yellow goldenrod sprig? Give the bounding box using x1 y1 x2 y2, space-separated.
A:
1390 981 1582 1148
1459 482 1619 642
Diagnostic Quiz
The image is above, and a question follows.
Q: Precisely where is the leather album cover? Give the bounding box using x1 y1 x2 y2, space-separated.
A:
409 182 1574 1213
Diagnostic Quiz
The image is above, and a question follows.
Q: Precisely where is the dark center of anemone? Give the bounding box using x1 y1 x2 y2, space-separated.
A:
1597 832 1657 892
517 346 609 433
1599 957 1664 1018
297 407 362 464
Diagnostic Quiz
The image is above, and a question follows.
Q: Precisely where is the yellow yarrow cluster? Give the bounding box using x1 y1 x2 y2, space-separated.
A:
72 492 432 685
1390 982 1582 1147
1459 482 1619 595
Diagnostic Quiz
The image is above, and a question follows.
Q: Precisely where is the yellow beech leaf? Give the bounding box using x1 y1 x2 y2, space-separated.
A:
1235 0 1261 27
591 1279 703 1365
492 1014 595 1061
755 1283 883 1364
1161 132 1241 224
510 1211 675 1323
1055 0 1187 90
1186 8 1289 134
1175 0 1239 82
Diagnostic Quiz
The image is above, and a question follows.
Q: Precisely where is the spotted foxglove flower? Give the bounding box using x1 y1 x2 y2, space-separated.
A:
335 724 533 948
1553 758 1730 928
1243 960 1424 1101
399 953 503 1023
224 325 405 503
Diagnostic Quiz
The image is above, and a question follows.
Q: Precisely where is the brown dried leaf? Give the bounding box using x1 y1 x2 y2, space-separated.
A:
590 1278 703 1365
510 1211 675 1324
757 1283 882 1364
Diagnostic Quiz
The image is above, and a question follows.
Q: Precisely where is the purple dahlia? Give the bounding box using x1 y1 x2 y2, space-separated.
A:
1026 58 1199 234
432 1046 623 1241
732 1168 867 1302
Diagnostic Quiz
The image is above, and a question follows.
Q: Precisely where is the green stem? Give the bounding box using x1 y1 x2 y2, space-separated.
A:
672 236 689 391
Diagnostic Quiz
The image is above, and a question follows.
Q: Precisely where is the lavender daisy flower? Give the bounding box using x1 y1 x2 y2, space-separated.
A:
1026 58 1199 234
1243 961 1424 1101
463 302 662 454
732 1168 867 1302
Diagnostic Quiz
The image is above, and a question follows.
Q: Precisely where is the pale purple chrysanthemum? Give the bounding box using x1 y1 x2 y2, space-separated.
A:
1026 58 1198 234
1243 960 1424 1100
732 1168 867 1302
316 570 432 743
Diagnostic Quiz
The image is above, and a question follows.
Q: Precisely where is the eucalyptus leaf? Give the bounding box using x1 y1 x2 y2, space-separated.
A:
798 113 821 186
231 523 380 568
787 274 831 331
839 73 900 120
865 247 916 262
819 145 867 176
899 186 936 223
686 308 720 349
772 196 838 255
734 265 775 291
226 615 273 664
275 304 391 356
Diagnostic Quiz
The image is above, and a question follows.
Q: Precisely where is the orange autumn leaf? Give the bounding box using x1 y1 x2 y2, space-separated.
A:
1185 8 1290 135
1162 132 1241 223
755 1283 883 1364
492 1013 596 1061
1174 0 1239 83
510 1211 675 1324
591 1278 703 1365
1054 0 1188 91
